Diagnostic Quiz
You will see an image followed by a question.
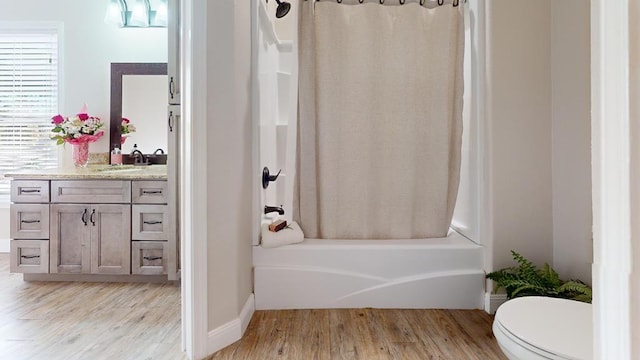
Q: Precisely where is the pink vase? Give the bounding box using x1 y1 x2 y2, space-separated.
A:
72 142 89 167
121 136 127 145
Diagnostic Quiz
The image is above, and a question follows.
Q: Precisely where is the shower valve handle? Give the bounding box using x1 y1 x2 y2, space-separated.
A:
262 167 281 189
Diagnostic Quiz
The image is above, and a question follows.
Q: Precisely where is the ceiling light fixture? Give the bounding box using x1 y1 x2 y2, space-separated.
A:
104 0 168 28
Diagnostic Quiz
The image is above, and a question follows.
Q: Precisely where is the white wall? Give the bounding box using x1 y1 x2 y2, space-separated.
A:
0 0 166 252
484 0 592 288
486 0 554 270
550 0 592 284
206 0 254 332
629 1 640 355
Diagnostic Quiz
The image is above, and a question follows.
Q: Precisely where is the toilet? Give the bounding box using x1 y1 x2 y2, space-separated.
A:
493 296 592 360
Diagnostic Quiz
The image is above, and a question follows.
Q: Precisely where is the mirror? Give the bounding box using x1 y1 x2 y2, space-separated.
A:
110 63 168 153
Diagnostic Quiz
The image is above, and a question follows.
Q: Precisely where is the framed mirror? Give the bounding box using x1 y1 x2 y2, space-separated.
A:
110 63 168 153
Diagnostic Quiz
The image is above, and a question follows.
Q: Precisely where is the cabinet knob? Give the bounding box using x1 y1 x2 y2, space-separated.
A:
142 190 162 195
168 111 174 132
169 77 176 100
20 219 40 224
20 189 40 194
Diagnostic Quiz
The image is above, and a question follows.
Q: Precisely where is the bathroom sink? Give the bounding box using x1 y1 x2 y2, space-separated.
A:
91 165 141 173
102 167 144 173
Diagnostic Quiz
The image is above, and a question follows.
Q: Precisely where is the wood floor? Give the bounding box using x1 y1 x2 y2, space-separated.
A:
0 253 184 360
209 309 507 360
0 253 506 360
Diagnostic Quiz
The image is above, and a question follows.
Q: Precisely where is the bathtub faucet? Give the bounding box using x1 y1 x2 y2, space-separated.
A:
264 205 284 215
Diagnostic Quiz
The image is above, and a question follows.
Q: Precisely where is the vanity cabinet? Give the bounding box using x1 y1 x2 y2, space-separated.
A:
8 172 172 281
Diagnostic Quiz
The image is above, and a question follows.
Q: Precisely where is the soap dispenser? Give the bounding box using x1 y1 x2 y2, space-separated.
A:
111 147 122 165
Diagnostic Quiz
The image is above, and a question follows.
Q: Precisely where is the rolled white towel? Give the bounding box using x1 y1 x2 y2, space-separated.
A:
261 221 304 248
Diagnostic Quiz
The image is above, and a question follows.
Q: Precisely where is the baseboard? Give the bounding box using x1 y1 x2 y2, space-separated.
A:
484 292 508 314
207 293 255 356
239 293 256 334
0 238 9 253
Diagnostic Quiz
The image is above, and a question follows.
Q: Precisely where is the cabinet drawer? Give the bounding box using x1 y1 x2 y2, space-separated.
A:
51 180 131 203
132 181 168 204
132 241 168 275
10 240 49 273
10 204 49 239
11 180 49 203
132 205 169 240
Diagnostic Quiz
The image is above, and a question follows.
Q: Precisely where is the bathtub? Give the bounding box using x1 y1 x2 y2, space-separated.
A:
253 229 485 310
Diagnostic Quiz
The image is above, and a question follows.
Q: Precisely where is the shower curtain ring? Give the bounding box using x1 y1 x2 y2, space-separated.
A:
437 0 443 5
453 0 459 6
337 0 342 3
420 0 425 5
399 0 405 4
359 0 364 3
380 0 384 4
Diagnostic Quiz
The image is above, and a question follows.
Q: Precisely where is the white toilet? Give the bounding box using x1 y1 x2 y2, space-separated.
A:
493 296 592 360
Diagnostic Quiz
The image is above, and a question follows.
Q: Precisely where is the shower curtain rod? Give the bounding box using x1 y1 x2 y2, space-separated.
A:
303 0 467 6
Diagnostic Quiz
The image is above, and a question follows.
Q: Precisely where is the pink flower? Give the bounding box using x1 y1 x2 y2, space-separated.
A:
77 113 89 121
122 118 130 124
51 114 65 125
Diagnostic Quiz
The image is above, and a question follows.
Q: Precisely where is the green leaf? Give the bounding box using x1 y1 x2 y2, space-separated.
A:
485 250 592 303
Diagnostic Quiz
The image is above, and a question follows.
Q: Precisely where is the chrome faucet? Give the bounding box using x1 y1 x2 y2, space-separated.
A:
264 205 284 215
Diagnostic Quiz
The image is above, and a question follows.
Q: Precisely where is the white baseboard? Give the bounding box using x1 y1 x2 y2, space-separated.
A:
484 292 508 314
206 293 255 356
0 238 9 253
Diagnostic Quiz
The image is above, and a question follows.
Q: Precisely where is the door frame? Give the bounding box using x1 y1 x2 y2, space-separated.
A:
180 0 209 358
590 0 634 358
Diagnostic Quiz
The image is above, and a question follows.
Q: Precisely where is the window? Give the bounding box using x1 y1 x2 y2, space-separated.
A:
0 26 60 197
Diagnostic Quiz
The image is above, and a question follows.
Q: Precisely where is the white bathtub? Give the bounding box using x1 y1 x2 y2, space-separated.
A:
253 229 485 310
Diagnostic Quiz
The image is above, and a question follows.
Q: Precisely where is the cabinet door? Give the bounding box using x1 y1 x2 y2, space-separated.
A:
167 105 181 280
50 204 91 274
90 204 131 275
168 0 180 104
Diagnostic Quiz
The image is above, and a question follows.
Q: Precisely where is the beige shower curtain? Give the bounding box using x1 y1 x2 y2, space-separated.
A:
293 0 465 239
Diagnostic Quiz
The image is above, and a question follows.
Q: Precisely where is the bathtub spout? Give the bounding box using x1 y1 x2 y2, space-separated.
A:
265 205 285 215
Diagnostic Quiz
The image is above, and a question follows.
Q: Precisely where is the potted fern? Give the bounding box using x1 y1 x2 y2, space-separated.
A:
486 250 592 303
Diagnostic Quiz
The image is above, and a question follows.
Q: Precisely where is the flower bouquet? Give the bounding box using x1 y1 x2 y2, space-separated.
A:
120 117 136 145
51 104 104 167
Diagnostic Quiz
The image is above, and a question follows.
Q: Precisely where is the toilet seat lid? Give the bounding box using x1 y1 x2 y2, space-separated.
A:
495 296 592 360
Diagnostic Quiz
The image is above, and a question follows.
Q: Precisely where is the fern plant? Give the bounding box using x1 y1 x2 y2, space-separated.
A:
486 250 592 303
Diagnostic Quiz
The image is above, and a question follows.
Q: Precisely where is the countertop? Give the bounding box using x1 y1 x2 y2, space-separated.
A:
5 165 167 180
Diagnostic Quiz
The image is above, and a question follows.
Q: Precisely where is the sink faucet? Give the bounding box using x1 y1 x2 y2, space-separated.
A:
264 205 284 215
130 149 146 165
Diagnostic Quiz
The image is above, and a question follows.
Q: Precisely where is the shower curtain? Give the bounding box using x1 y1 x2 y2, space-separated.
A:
293 0 465 239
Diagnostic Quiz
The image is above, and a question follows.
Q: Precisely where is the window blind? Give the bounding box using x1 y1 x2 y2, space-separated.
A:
0 30 59 196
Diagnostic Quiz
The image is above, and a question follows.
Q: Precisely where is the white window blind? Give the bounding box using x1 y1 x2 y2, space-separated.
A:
0 29 59 196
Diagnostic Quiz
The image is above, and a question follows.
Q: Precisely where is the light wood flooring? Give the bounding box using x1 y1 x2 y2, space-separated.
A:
0 253 184 360
1 253 506 360
209 308 507 359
